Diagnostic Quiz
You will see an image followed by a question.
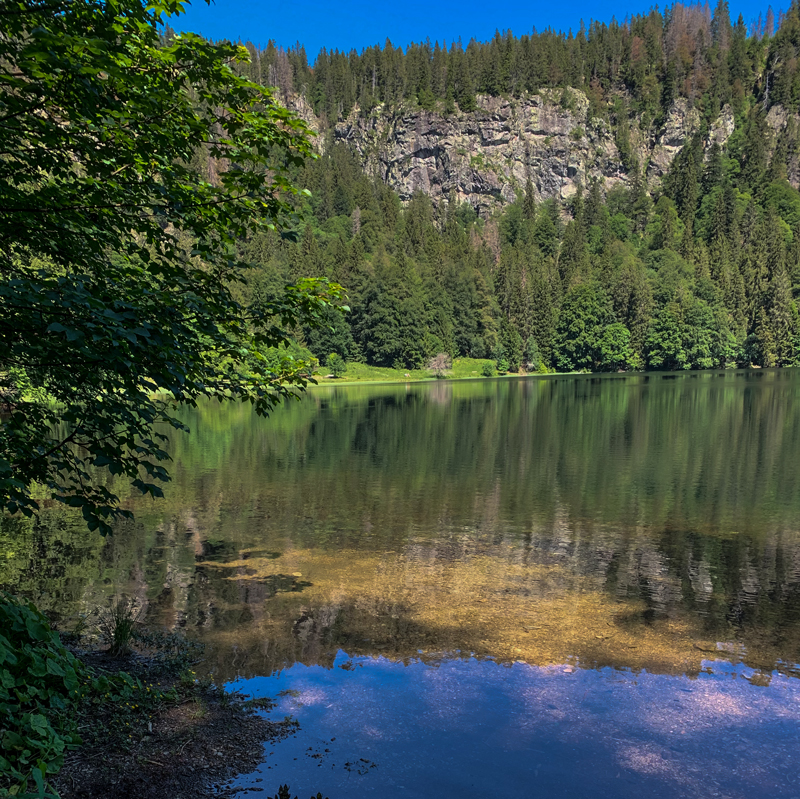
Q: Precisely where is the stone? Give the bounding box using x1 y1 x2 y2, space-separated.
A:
288 90 795 212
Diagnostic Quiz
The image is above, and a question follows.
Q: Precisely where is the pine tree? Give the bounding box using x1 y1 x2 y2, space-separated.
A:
532 200 561 256
790 223 800 300
739 206 770 331
740 107 770 192
558 185 587 289
558 220 587 288
529 263 557 367
523 179 537 222
754 307 778 366
652 196 682 251
768 268 796 365
499 316 524 372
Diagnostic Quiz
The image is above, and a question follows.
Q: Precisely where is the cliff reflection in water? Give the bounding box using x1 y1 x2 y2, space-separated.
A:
3 370 800 681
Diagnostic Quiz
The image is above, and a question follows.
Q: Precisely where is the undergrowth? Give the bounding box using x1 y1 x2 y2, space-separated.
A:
0 593 82 798
1 593 317 799
0 594 189 799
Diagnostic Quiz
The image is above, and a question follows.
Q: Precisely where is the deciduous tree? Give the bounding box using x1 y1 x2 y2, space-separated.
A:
0 0 342 533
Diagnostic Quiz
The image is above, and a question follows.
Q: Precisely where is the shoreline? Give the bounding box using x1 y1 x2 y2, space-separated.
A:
0 593 301 799
310 372 545 387
144 365 777 398
53 659 293 799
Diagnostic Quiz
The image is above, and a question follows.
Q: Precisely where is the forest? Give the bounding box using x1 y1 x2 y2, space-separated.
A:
4 3 800 795
202 0 800 374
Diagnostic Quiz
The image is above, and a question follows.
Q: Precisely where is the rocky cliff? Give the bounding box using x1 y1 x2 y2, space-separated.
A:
286 89 796 216
330 90 732 216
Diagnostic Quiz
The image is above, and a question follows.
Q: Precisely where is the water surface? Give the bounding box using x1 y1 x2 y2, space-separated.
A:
231 654 800 799
4 370 800 797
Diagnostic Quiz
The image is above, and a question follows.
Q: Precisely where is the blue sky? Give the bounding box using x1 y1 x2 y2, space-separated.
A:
173 0 781 59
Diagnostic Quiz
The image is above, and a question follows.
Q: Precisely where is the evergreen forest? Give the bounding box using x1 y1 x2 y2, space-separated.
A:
211 0 800 373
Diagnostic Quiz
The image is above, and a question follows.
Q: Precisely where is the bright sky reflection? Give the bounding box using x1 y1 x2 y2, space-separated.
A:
228 652 800 799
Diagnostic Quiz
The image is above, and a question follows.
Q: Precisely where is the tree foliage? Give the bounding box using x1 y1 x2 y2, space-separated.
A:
233 1 800 122
5 0 800 539
326 352 347 378
252 114 800 380
0 0 343 533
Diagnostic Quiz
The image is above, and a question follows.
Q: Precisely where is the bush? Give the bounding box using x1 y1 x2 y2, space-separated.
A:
481 362 495 377
326 353 347 378
427 352 452 378
0 593 85 798
0 594 184 798
98 600 142 657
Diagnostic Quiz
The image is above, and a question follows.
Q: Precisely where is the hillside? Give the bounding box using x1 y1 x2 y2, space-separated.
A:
231 0 800 212
202 1 800 373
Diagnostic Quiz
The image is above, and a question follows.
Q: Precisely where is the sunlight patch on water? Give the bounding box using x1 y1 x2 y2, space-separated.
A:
194 545 792 680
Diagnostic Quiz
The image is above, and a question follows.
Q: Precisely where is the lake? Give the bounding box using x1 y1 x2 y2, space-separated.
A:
3 370 800 797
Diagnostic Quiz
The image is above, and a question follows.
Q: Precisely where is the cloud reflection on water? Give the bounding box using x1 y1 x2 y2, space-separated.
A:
230 654 800 799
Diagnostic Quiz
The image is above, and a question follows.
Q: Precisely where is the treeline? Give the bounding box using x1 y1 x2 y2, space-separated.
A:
198 1 800 374
234 107 800 373
228 0 800 129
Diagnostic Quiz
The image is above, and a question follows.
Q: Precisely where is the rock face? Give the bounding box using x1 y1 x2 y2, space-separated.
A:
332 90 621 215
317 89 739 216
283 88 800 213
766 105 800 189
645 98 702 182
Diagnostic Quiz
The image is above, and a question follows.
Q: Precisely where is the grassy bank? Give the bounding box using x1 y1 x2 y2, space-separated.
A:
315 357 545 384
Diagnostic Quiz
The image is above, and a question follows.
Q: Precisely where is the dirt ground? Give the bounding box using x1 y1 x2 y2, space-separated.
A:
52 654 297 799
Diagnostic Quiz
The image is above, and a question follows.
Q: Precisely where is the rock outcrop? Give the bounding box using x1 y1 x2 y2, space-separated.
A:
319 90 737 215
283 88 800 215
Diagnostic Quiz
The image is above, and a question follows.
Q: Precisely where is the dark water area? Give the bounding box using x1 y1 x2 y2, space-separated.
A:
3 370 800 797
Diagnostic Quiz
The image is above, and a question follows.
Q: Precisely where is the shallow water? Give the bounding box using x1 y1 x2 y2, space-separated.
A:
4 370 800 797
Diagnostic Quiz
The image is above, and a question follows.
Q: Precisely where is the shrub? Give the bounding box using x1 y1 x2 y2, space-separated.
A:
326 353 347 378
427 352 453 378
481 362 495 377
0 593 85 798
0 594 184 797
98 600 142 657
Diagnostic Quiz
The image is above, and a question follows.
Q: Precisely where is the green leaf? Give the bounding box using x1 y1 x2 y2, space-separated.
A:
45 659 65 678
25 619 50 643
32 764 46 798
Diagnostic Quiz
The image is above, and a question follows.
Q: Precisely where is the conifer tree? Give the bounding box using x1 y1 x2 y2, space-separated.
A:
767 268 797 365
499 316 524 372
523 179 537 222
